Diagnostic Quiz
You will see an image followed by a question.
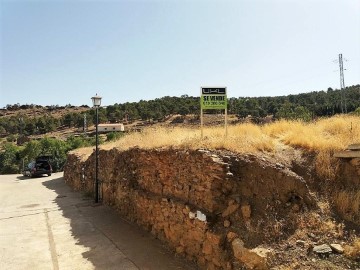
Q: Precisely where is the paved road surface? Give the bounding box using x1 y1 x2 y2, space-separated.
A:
0 173 197 270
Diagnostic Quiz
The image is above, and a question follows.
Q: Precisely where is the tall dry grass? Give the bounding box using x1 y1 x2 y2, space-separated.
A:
102 124 275 153
334 190 360 223
263 115 360 180
73 115 360 163
263 115 360 151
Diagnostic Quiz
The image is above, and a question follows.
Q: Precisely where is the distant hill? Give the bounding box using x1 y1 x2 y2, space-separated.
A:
0 84 359 138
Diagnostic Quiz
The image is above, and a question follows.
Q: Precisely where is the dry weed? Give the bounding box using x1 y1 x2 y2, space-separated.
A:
263 115 360 151
71 115 360 165
344 237 360 260
334 190 360 223
296 212 344 238
315 150 340 181
100 125 275 154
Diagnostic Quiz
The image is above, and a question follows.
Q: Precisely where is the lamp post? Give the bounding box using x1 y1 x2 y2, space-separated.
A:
91 94 102 203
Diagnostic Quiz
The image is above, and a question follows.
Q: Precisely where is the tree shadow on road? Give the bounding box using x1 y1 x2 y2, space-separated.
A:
42 176 197 270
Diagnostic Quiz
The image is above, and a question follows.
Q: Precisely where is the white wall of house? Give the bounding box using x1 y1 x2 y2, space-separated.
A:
98 124 124 132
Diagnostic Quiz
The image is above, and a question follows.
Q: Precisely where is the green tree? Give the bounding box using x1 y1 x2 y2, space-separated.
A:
106 132 124 141
21 140 42 162
63 113 75 128
276 101 294 119
293 106 312 122
353 107 360 116
66 135 92 150
25 121 36 135
0 143 20 173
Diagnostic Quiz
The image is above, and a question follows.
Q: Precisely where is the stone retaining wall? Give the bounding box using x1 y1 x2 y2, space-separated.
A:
64 148 315 269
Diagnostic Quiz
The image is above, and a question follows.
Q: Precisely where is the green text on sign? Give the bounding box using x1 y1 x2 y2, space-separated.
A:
201 95 227 109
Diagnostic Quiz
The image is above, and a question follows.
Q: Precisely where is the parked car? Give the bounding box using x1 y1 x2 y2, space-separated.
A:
23 156 52 177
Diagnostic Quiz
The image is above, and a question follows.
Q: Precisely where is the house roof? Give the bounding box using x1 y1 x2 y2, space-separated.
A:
98 123 124 127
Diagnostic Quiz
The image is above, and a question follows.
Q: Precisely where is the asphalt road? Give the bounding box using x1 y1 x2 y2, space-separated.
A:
0 173 197 270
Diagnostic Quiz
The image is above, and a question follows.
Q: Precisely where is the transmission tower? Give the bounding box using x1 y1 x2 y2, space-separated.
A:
338 53 347 113
84 113 87 134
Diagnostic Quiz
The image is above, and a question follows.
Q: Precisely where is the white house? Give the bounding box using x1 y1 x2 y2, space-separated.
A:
98 123 124 132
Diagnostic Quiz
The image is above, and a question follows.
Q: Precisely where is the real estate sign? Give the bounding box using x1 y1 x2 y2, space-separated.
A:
200 87 228 138
201 87 227 109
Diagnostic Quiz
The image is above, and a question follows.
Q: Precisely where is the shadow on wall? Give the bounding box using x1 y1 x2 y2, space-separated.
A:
42 176 197 270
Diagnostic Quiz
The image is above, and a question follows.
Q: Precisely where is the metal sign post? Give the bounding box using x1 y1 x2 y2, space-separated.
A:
200 87 227 139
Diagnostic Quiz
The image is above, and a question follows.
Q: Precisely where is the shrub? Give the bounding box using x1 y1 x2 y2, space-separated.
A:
0 143 21 173
106 132 124 141
345 237 360 260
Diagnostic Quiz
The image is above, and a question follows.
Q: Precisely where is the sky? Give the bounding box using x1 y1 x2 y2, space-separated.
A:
0 0 359 108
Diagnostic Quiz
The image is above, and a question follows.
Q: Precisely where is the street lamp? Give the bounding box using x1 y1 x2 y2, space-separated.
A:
91 94 102 203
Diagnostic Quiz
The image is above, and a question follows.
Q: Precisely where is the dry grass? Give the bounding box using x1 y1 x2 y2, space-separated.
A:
296 212 344 238
314 150 340 181
263 115 360 151
345 237 360 260
72 115 360 163
103 124 275 153
263 115 360 180
334 190 360 223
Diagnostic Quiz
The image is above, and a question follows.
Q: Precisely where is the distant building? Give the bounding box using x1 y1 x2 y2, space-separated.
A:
98 123 124 132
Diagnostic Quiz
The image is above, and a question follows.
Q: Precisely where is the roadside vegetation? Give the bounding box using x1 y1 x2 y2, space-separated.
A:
0 135 101 174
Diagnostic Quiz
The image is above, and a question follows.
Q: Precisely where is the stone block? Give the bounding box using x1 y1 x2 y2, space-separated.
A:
222 204 240 217
241 204 251 219
227 231 238 243
202 240 213 255
231 238 268 270
206 231 222 246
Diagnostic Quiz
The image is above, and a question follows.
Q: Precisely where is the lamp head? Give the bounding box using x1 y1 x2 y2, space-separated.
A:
91 94 102 107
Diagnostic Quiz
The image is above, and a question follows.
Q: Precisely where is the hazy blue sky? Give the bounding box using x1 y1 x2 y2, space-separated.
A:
1 0 359 107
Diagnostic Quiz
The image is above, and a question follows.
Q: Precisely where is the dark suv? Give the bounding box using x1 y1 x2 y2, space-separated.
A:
23 156 52 177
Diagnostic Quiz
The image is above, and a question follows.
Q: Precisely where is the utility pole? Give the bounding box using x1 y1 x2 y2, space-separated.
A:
338 54 347 113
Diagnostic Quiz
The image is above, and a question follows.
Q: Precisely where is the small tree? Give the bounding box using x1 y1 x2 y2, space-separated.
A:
0 143 20 173
293 106 312 122
106 132 124 141
353 107 360 116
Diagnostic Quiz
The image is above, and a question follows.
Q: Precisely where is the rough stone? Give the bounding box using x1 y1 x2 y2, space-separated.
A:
227 232 238 243
241 204 251 219
206 232 222 246
202 240 213 255
330 244 344 254
224 220 231 228
222 203 239 217
232 238 268 270
296 240 306 247
176 246 185 254
313 244 332 254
